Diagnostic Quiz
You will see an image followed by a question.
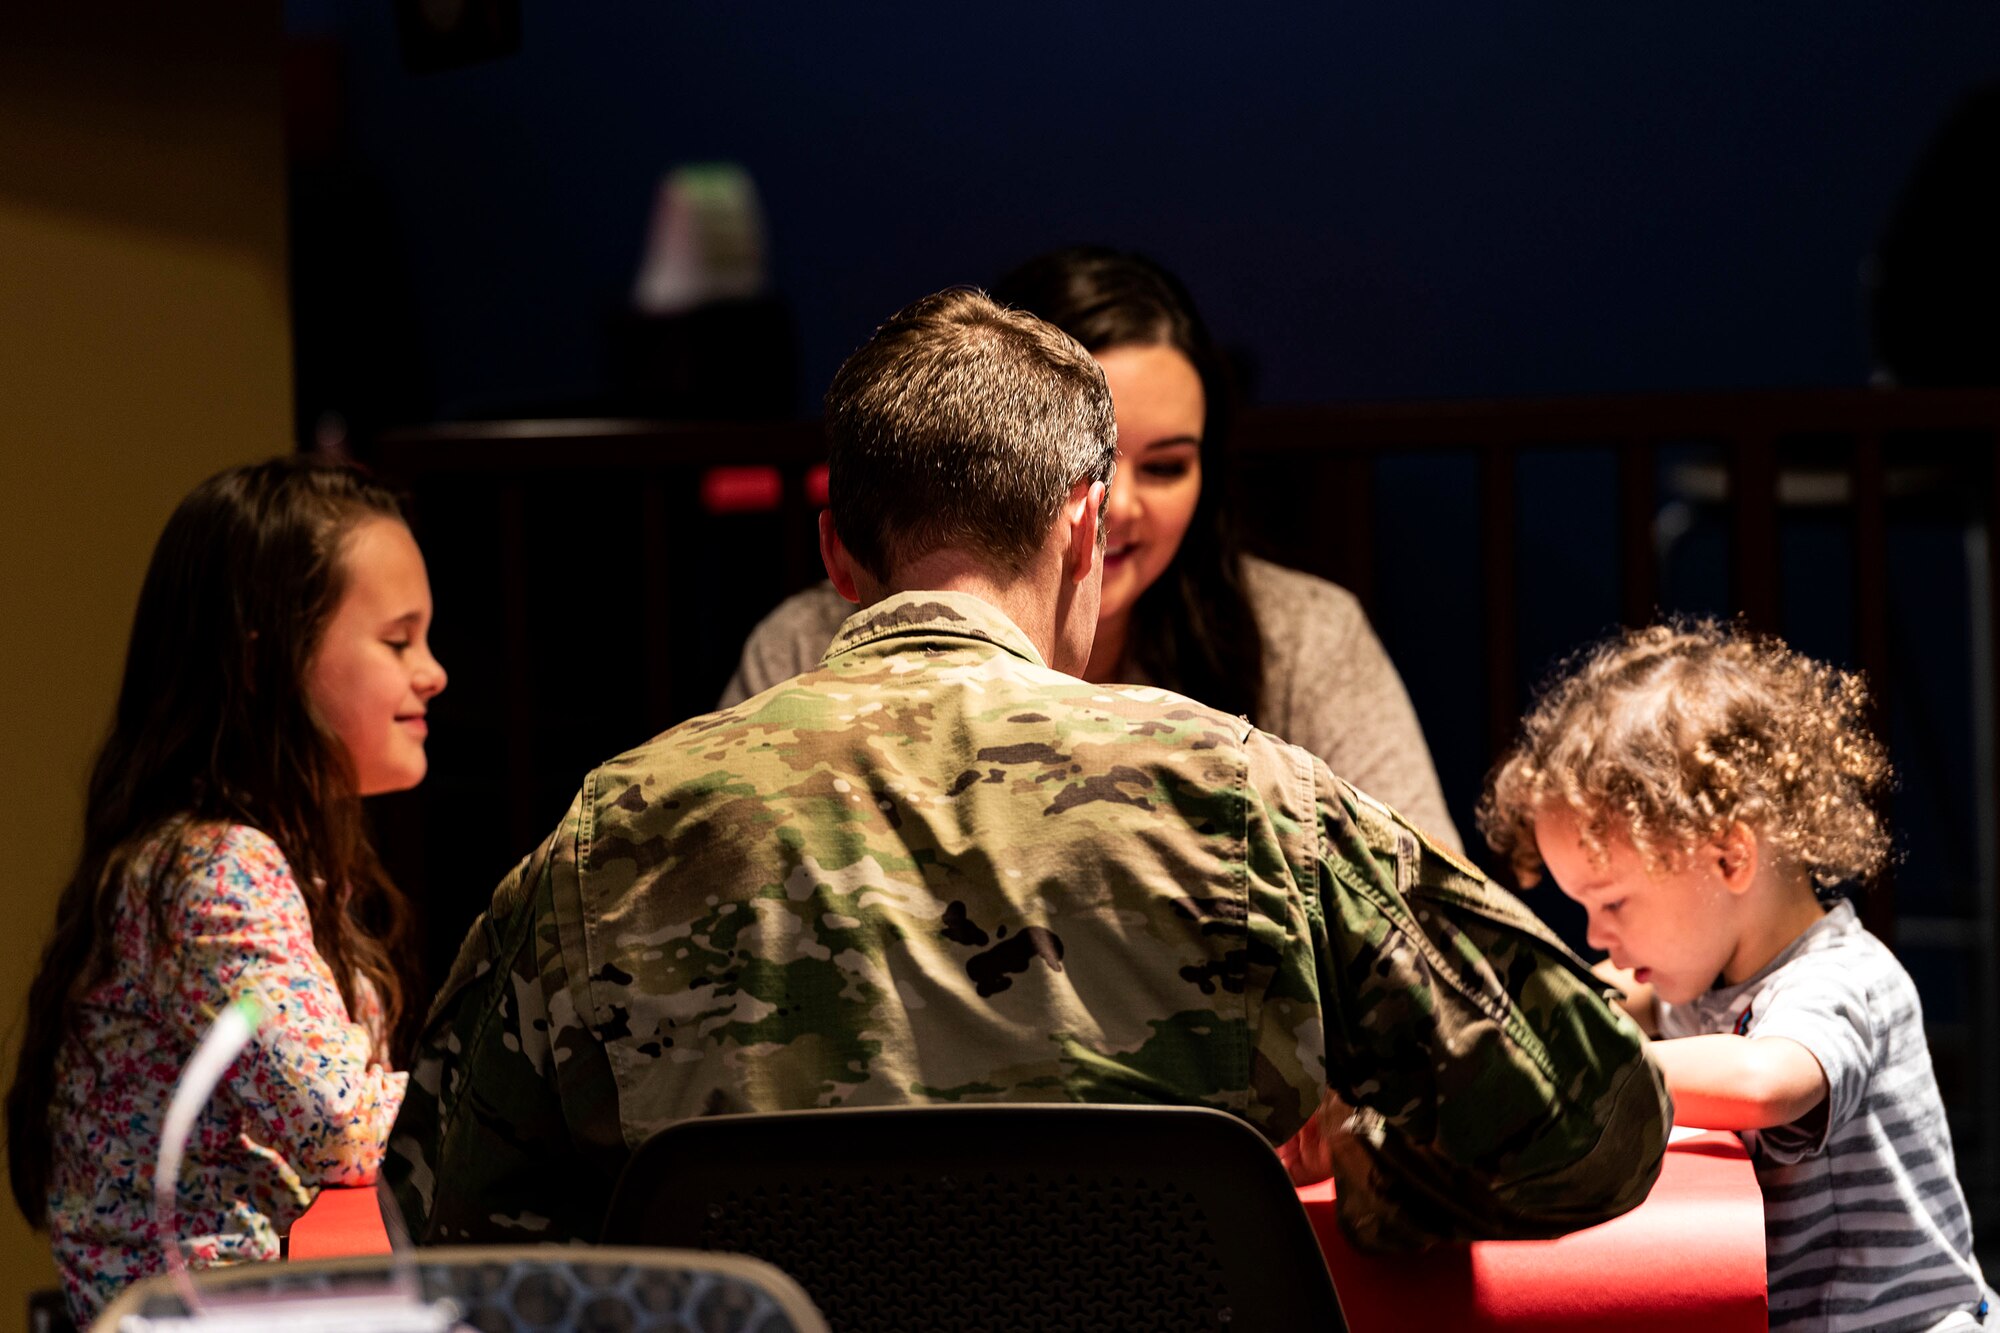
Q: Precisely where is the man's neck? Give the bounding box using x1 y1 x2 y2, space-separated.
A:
1083 608 1129 683
870 551 1061 666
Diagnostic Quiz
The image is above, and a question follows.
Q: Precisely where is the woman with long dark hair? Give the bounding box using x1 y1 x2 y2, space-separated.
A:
722 247 1457 846
6 456 446 1322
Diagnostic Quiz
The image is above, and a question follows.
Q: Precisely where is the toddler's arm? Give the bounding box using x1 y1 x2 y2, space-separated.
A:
1648 1033 1828 1131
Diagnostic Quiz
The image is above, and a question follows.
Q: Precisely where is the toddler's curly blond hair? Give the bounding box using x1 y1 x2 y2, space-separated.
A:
1478 620 1892 892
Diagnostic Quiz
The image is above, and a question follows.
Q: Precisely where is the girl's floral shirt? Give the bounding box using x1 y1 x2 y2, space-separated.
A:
46 823 407 1324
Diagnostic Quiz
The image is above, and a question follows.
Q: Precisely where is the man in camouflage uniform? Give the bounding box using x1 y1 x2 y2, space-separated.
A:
387 289 1670 1249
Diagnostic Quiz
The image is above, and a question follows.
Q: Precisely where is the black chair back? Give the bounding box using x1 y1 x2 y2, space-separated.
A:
599 1103 1346 1332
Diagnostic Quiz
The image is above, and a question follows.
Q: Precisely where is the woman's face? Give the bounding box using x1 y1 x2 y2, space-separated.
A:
1094 342 1205 627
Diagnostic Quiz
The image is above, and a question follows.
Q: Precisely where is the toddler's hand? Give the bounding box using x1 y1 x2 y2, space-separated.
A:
1278 1089 1357 1186
1592 959 1659 1037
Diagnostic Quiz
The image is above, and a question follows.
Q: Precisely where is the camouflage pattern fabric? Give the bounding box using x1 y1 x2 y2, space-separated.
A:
388 591 1668 1250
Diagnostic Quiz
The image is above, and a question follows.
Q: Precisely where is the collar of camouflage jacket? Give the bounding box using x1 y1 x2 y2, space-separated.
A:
823 590 1048 669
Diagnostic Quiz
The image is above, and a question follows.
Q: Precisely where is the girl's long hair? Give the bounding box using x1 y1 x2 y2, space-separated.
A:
6 456 418 1222
991 247 1265 722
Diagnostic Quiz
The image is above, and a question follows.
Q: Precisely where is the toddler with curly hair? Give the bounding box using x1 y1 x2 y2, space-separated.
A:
1481 620 1989 1332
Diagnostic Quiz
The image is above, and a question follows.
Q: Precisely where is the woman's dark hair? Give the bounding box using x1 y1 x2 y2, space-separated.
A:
6 456 418 1222
991 247 1264 721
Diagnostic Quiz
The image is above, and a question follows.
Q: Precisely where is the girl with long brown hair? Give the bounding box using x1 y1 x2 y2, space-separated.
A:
5 456 446 1322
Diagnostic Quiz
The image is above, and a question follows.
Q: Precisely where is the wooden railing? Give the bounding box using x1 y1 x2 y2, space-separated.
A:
372 390 2000 905
1237 391 2000 760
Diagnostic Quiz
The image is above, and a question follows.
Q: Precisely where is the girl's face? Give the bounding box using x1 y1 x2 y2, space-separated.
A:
1094 343 1205 627
306 517 447 797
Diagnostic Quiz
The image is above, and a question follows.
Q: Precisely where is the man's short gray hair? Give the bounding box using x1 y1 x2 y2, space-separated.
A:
824 287 1118 580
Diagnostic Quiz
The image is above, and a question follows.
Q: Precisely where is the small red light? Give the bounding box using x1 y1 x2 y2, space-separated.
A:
700 466 783 515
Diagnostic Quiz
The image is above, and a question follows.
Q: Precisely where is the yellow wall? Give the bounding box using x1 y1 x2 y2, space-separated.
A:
0 3 290 1313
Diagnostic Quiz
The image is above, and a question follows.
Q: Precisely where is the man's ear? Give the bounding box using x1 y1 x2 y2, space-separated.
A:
819 510 862 604
1715 822 1760 895
1064 480 1105 587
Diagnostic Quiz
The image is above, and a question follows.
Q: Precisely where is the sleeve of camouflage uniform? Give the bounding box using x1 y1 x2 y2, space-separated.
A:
1299 759 1671 1251
384 795 626 1244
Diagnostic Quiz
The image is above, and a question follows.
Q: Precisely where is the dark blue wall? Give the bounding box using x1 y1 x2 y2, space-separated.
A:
289 1 2000 874
287 3 2000 418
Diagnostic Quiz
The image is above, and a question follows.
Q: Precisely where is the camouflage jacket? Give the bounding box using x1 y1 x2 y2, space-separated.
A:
387 592 1668 1248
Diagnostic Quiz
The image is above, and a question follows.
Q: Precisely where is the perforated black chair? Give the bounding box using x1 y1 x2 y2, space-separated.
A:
599 1104 1347 1332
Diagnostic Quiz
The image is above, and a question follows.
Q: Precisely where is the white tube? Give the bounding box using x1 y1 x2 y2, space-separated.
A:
153 995 264 1314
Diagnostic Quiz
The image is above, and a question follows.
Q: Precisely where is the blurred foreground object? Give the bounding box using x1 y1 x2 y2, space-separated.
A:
96 1250 822 1333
